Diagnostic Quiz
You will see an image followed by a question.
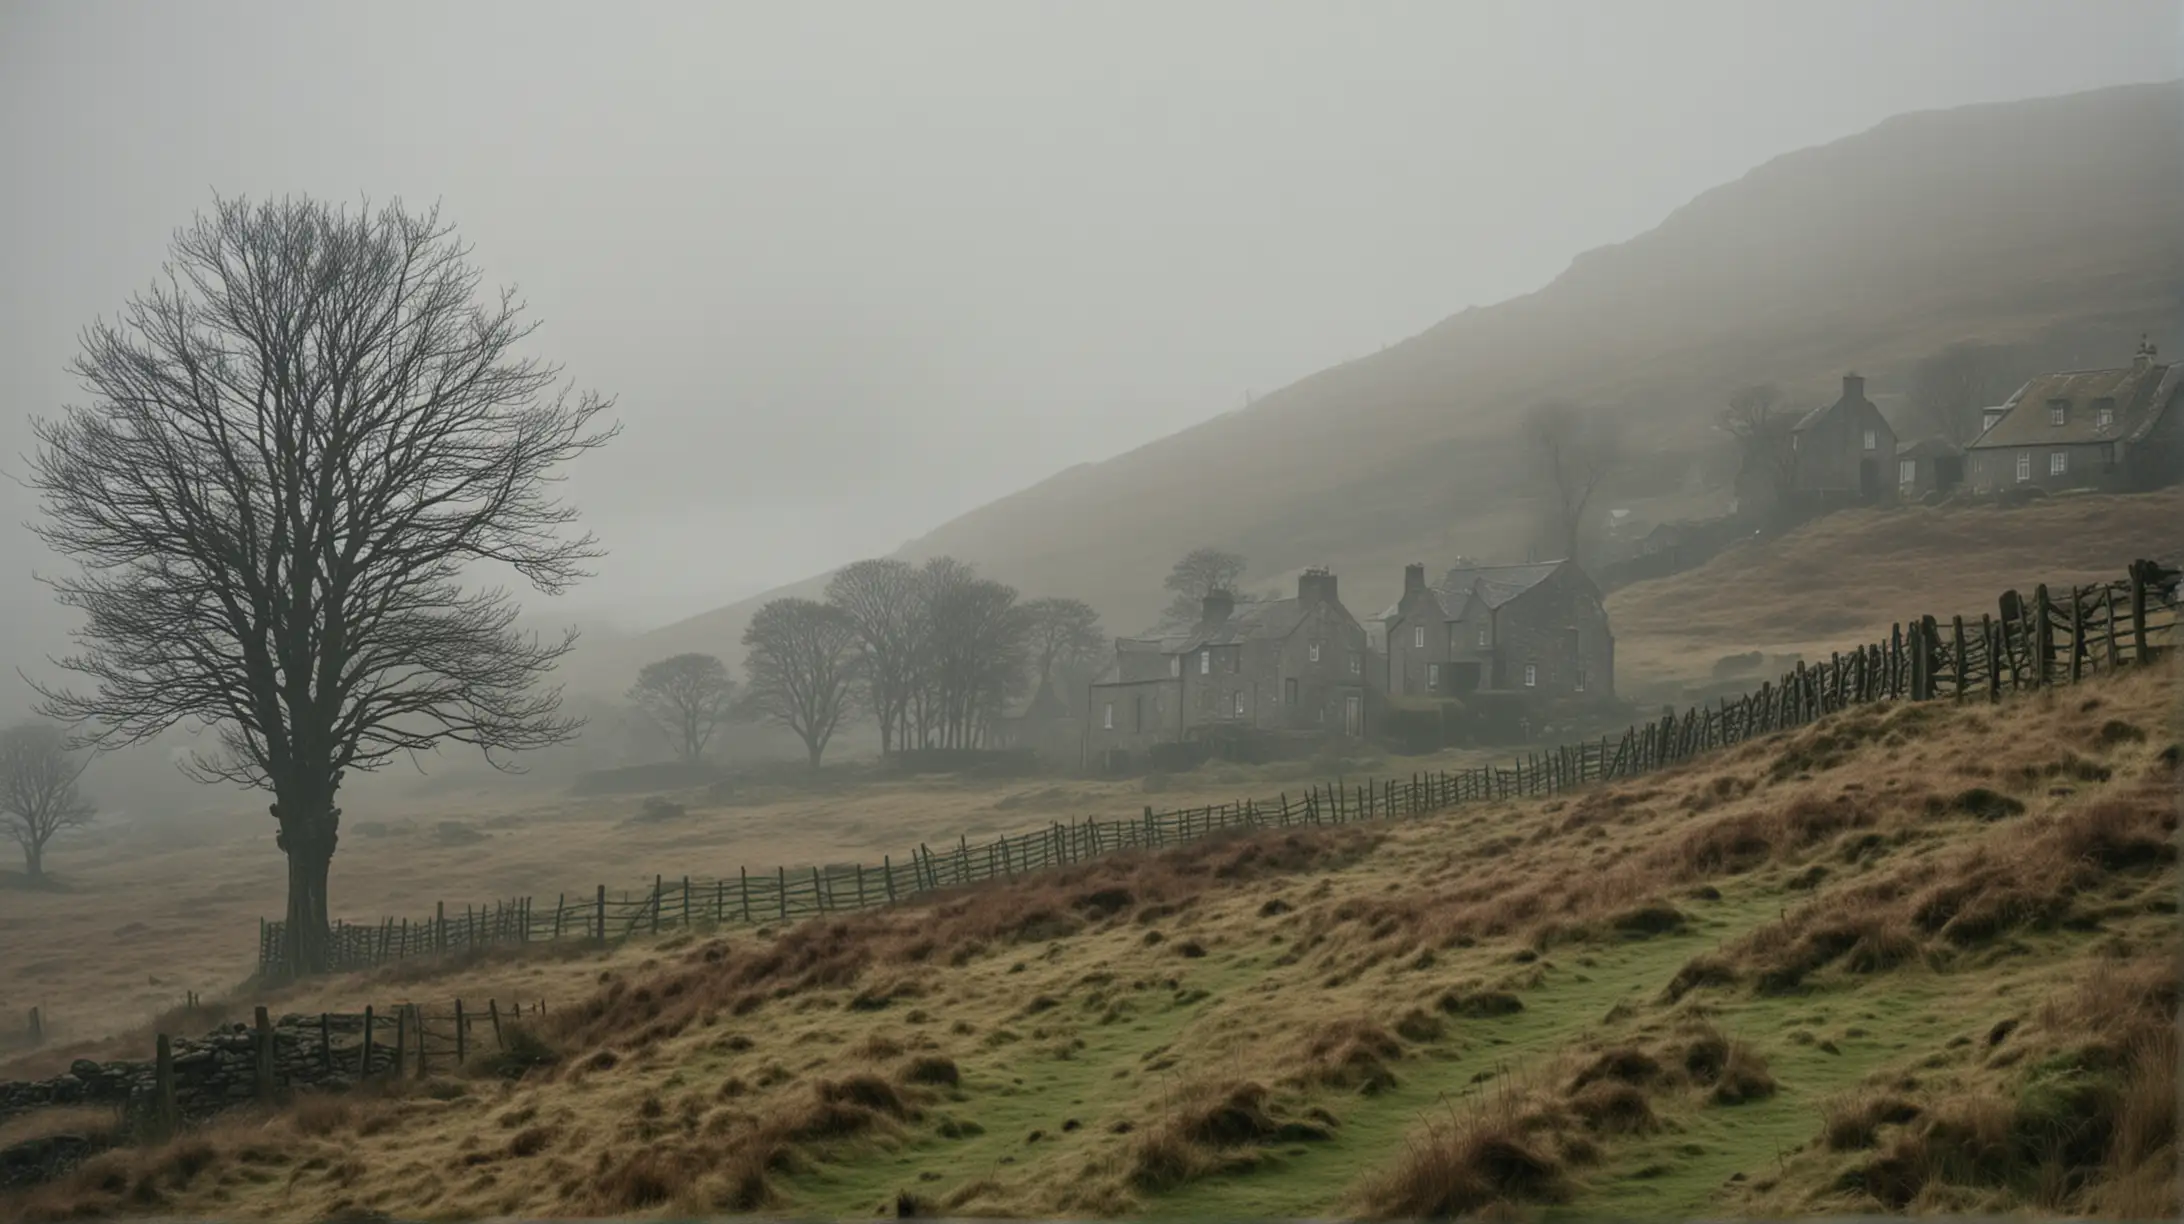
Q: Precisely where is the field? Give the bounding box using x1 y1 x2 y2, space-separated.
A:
5 648 2175 1220
3 491 2177 1055
1607 487 2184 699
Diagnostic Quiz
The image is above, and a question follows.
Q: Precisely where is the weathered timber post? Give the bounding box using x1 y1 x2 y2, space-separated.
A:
2129 561 2152 661
253 1005 275 1100
594 885 607 943
2033 585 2055 684
1965 616 1983 703
152 1034 179 1139
488 998 504 1051
436 900 446 951
2104 585 2121 670
741 867 753 922
2069 586 2085 684
1983 615 2001 701
25 1006 40 1045
320 1013 333 1075
362 1005 377 1078
777 866 789 921
651 876 662 935
412 1004 428 1078
454 999 467 1065
682 876 692 928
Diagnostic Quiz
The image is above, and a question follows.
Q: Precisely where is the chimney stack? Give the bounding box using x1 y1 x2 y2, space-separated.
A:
1297 567 1337 606
1842 372 1865 401
2134 334 2157 371
1201 589 1235 626
1403 563 1426 595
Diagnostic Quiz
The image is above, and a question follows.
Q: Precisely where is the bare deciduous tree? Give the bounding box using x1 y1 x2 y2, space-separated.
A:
26 196 616 976
741 598 861 769
1910 340 2020 446
825 558 923 756
628 653 737 763
909 560 1028 750
1525 401 1622 563
1720 382 1798 523
1161 547 1247 628
0 723 95 883
1021 596 1104 696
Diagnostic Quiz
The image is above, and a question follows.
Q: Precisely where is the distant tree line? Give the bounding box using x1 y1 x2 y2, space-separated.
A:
633 559 1106 771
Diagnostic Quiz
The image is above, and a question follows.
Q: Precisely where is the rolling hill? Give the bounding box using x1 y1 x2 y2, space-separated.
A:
601 80 2183 689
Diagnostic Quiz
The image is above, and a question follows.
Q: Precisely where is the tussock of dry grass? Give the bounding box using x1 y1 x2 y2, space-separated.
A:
1127 1079 1334 1192
1802 951 2178 1216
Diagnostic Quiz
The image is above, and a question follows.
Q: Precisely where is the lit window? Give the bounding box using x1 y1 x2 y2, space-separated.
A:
1523 664 1538 688
1102 703 1114 730
2049 451 2068 476
1309 643 1321 663
1199 651 1210 675
2016 452 2031 482
1898 459 1916 486
1862 429 1876 451
2096 400 2115 429
1349 654 1361 675
1169 656 1180 678
1412 626 1425 648
1427 663 1441 690
2048 400 2067 426
1476 627 1489 648
1233 691 1245 716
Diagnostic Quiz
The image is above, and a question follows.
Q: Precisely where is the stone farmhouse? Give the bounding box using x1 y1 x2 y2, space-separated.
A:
1788 373 1898 502
1082 569 1368 771
1378 558 1614 703
1965 337 2183 495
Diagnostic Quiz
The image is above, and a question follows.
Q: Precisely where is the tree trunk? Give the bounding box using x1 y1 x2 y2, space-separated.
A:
23 840 42 882
805 739 824 771
272 776 342 980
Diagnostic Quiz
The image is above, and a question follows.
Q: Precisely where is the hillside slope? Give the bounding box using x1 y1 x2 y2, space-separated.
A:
1608 487 2184 695
16 660 2175 1219
610 81 2184 682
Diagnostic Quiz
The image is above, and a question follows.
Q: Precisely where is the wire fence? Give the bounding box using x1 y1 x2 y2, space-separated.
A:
261 559 2181 977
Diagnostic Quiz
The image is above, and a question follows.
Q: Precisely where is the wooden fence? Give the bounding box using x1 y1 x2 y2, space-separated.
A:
260 561 2181 977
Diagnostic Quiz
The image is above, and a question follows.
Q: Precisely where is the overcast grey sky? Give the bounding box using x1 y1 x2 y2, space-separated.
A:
3 1 2179 635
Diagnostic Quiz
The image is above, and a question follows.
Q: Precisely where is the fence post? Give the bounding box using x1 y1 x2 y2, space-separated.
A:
413 1004 428 1078
362 1005 378 1079
1951 616 1968 701
2033 584 2054 684
436 901 446 952
2069 586 2085 684
253 1005 275 1100
777 866 788 922
883 855 897 903
741 867 752 923
593 885 606 942
651 876 662 935
2129 562 2151 661
25 1006 40 1045
152 1033 178 1139
488 998 504 1051
2104 586 2121 670
454 999 467 1065
320 1013 333 1075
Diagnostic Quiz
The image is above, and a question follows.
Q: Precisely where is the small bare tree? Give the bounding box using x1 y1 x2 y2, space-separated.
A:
825 558 923 756
1021 596 1104 695
0 723 95 882
1161 547 1247 628
1910 340 2019 446
26 196 616 976
1720 382 1798 523
1525 401 1622 564
742 598 861 769
628 654 737 763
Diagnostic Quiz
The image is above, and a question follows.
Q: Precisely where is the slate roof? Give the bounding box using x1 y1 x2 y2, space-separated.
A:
1381 560 1569 626
1090 638 1178 687
1898 436 1965 461
1173 596 1311 650
1970 360 2180 449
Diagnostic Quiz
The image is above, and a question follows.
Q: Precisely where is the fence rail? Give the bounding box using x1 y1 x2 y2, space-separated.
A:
261 561 2181 977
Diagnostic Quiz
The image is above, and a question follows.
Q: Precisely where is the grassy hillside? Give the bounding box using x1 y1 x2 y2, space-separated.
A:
608 81 2184 684
14 659 2174 1220
1608 487 2184 697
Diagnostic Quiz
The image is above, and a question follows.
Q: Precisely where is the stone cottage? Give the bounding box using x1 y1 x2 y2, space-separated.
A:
1789 373 1897 502
1378 558 1614 702
1965 338 2183 495
1082 569 1369 770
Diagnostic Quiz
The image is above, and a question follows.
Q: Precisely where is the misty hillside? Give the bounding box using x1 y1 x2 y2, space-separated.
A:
609 81 2183 685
